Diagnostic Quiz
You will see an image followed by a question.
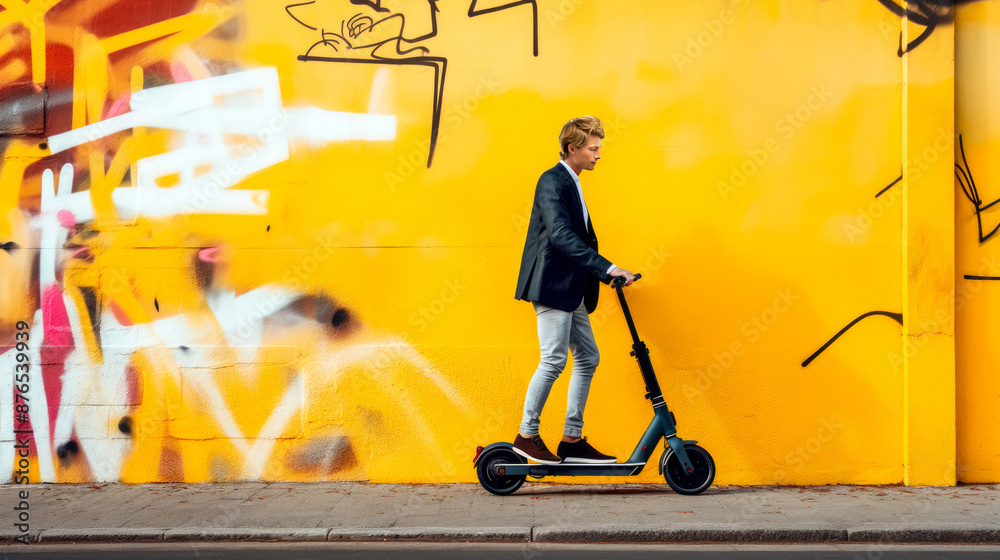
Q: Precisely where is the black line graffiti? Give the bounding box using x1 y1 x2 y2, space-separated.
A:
468 0 538 57
1 241 20 254
802 310 903 367
286 1 318 30
875 0 984 56
875 172 902 198
288 0 537 167
956 133 1000 244
297 54 448 167
292 0 440 59
964 275 1000 280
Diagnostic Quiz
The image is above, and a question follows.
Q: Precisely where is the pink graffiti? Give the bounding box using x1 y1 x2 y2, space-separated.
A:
198 247 221 262
105 93 131 120
57 209 77 228
171 60 194 83
42 284 73 347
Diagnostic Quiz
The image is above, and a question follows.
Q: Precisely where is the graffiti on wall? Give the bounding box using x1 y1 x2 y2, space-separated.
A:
874 0 987 55
291 0 537 167
0 0 478 483
956 134 1000 245
957 133 1000 281
801 311 904 367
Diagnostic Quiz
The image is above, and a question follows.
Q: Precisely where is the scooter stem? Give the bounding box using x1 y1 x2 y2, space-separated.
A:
614 277 697 476
613 279 642 345
614 281 664 400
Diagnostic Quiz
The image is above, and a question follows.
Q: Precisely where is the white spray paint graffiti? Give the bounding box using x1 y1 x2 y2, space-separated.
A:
44 67 396 220
40 285 468 481
0 348 15 484
7 65 470 481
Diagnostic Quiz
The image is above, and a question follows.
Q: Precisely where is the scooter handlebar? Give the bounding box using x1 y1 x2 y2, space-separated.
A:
611 273 642 288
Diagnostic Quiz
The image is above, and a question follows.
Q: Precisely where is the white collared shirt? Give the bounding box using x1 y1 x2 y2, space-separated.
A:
559 160 617 275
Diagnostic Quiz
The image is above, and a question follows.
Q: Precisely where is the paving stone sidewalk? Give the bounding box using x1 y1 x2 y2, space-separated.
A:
1 482 998 544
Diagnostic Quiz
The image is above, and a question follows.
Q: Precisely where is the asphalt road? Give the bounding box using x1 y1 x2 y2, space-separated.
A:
3 543 1000 559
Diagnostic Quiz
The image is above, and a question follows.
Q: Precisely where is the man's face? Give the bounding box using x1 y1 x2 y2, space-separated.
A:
568 135 602 172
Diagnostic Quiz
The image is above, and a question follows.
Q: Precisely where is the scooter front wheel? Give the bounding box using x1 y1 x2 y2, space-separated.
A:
662 444 715 495
477 447 526 496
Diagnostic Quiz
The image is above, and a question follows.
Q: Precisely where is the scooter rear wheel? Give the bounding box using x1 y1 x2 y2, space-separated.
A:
477 447 526 496
662 444 715 495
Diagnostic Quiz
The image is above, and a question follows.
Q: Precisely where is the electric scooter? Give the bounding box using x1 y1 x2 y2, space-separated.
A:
474 273 716 495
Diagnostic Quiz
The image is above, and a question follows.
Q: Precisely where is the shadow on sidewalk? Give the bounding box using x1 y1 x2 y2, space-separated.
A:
510 484 681 496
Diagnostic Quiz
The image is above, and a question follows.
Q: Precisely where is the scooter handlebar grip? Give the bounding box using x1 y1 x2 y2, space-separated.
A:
612 273 641 287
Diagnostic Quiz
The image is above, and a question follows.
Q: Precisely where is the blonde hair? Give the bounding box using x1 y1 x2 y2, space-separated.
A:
558 116 605 160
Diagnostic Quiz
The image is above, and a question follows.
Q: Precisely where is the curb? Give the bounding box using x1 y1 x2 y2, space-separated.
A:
846 524 1000 544
163 528 330 542
533 524 846 543
27 528 329 543
326 527 531 542
10 527 532 544
5 525 1000 544
0 531 39 544
38 529 167 543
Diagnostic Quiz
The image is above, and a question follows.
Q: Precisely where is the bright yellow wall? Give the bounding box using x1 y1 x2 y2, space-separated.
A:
0 0 987 484
956 2 1000 483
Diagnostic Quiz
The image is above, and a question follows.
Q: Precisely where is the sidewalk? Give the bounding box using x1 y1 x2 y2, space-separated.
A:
2 482 998 544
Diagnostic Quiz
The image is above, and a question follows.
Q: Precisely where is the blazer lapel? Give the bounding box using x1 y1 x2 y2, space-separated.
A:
554 163 587 236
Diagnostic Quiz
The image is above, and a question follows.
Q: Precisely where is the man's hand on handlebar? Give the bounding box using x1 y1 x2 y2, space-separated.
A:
609 266 636 286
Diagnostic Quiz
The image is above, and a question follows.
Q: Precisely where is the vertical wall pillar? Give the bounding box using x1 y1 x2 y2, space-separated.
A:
901 15 956 486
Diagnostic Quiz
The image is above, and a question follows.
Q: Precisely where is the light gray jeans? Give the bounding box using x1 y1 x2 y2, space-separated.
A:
519 299 600 438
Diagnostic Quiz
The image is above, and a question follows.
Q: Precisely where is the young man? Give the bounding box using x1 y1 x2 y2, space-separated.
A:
512 116 635 464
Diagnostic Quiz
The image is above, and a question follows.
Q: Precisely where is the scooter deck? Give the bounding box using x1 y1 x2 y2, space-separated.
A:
497 462 646 477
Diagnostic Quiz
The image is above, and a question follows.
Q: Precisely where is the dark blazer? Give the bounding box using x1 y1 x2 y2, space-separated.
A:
514 163 613 313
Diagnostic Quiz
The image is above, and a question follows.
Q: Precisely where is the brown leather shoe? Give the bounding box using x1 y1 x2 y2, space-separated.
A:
512 434 561 464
